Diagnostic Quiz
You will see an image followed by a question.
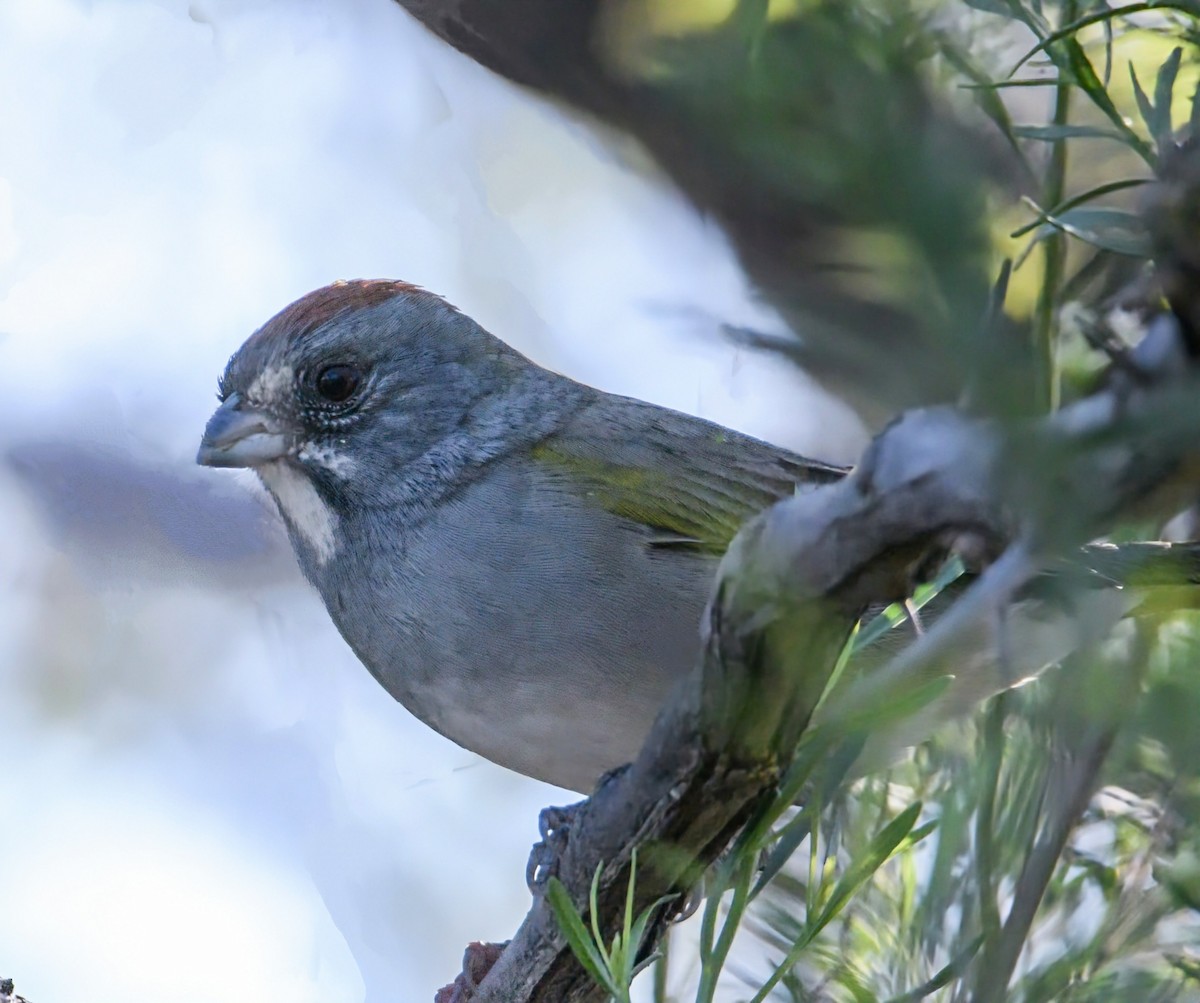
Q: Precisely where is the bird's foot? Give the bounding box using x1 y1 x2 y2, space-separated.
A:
525 764 631 894
526 800 585 893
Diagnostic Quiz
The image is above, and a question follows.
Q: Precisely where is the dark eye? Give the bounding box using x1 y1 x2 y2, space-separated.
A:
315 364 360 403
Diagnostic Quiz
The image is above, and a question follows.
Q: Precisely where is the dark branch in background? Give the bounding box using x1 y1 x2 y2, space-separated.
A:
391 1 615 115
393 0 1024 425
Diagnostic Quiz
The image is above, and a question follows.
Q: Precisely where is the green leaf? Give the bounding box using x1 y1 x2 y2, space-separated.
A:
1010 178 1151 238
1003 0 1052 36
621 848 637 972
816 674 955 738
546 876 619 994
697 851 758 1003
751 802 820 898
809 802 929 934
1013 123 1130 142
626 907 663 969
1059 36 1156 164
1152 46 1183 149
1129 62 1157 139
1009 4 1199 77
588 860 609 972
747 802 928 1003
885 935 986 1003
1034 206 1152 256
962 78 1061 92
960 0 1019 14
939 37 1027 165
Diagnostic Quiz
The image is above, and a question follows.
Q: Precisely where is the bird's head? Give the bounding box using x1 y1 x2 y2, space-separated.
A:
197 279 538 564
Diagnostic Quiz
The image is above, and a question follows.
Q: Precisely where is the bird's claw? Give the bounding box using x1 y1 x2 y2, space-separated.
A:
526 765 632 894
526 801 584 893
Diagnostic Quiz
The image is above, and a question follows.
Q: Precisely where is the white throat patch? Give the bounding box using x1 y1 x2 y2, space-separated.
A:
257 461 338 565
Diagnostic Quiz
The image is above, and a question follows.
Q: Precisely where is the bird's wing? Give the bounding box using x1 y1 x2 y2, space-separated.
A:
530 393 847 554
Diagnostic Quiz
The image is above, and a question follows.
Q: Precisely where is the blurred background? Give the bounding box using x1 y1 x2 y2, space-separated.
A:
0 1 868 1000
8 0 1200 1000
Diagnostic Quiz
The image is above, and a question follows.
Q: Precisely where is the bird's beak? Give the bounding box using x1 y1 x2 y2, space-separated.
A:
197 393 294 468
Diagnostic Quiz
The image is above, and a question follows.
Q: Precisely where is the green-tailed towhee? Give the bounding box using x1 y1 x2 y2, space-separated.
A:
194 279 880 791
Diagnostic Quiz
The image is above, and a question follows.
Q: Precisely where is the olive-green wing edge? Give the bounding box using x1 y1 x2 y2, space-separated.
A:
530 399 847 555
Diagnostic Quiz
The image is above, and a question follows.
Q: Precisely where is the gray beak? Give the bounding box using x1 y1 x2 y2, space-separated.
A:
197 393 293 468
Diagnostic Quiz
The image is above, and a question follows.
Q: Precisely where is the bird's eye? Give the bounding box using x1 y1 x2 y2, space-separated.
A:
315 364 360 403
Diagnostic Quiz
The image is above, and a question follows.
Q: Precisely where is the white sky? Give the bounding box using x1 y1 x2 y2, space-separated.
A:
0 1 864 1000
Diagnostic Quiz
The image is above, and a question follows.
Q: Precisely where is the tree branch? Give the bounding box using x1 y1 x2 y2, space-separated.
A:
449 305 1200 1000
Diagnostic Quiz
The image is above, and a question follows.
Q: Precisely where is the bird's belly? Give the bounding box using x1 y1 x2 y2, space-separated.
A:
366 549 703 792
326 472 715 793
407 663 666 793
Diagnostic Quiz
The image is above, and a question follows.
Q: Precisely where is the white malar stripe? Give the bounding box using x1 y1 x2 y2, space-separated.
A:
257 460 337 564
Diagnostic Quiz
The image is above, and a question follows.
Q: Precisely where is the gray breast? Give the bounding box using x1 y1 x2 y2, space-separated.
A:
319 458 717 793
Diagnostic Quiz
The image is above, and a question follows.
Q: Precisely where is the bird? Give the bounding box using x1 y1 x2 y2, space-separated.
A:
197 279 848 793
